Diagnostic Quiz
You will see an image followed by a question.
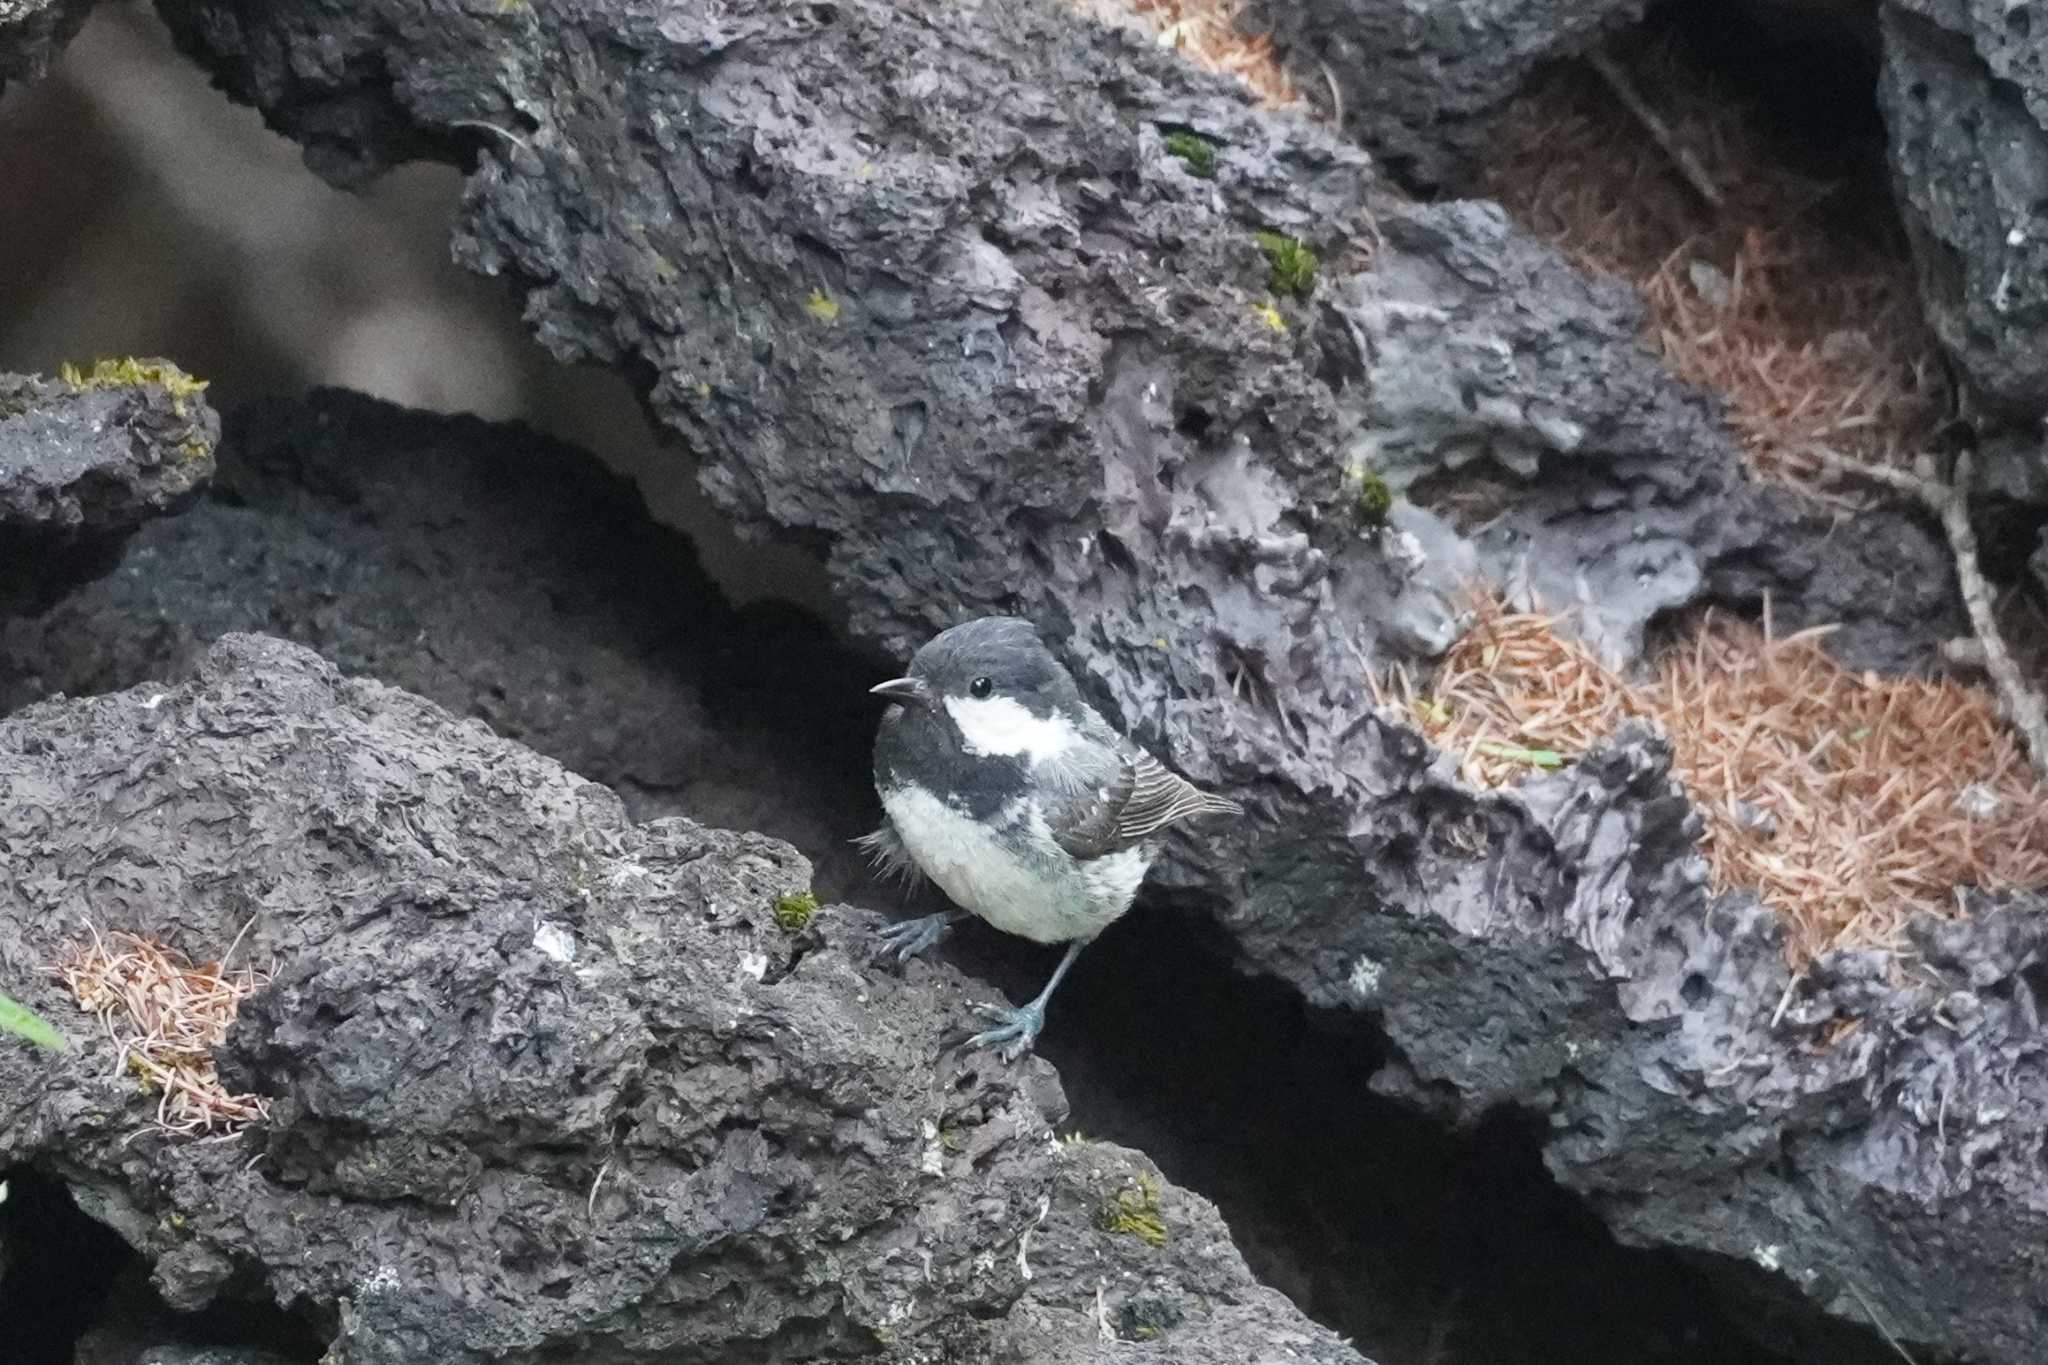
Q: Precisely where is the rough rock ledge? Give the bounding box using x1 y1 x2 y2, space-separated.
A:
0 632 1369 1365
142 0 2048 1357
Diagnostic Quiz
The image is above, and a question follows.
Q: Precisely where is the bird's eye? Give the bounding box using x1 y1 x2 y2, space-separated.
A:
969 676 993 699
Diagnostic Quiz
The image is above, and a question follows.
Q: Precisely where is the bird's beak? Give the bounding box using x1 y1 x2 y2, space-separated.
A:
869 677 933 710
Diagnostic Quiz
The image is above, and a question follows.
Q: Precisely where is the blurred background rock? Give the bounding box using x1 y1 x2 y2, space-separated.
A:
0 0 831 610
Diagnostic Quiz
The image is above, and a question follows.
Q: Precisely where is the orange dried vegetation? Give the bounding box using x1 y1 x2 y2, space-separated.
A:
55 924 272 1136
1074 0 1302 108
1380 597 2048 965
1482 37 1949 490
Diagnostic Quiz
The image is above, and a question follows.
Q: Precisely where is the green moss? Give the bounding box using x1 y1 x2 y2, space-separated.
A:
61 357 210 419
1095 1172 1166 1247
773 890 819 932
1255 231 1317 299
1354 468 1392 528
1162 130 1217 179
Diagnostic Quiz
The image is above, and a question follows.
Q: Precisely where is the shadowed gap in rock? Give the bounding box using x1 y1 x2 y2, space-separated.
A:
0 381 1931 1364
0 1165 328 1364
1018 911 1919 1365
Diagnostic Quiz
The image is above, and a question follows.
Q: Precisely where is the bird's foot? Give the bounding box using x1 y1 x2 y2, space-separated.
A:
875 911 956 962
965 999 1046 1061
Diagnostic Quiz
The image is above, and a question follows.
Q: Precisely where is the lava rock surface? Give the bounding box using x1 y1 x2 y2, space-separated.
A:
0 388 880 899
0 362 218 614
139 0 2048 1357
0 633 1369 1365
1880 0 2048 426
1243 0 1643 190
0 0 94 90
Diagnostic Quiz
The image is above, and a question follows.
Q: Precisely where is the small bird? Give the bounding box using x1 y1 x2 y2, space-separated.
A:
860 616 1242 1058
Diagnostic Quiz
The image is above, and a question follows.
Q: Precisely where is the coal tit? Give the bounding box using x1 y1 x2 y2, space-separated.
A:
861 616 1241 1058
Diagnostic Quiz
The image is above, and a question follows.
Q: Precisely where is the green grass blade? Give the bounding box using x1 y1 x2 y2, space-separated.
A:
0 991 68 1052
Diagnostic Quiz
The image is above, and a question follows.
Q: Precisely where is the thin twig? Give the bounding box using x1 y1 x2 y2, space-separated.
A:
1586 49 1723 210
446 118 532 156
1840 1270 1922 1365
1807 443 2048 778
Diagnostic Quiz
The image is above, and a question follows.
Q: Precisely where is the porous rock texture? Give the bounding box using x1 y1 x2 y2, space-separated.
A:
145 0 2034 1357
0 0 93 89
0 363 219 613
0 633 1369 1365
1240 0 1643 190
0 388 881 900
1880 0 2048 427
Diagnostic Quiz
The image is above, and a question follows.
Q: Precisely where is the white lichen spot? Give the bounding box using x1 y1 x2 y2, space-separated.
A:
738 951 769 982
606 858 650 888
532 920 576 964
1018 1193 1051 1282
141 693 169 711
919 1118 945 1176
1386 529 1427 580
2008 226 2028 248
972 1249 997 1277
1752 1244 1783 1273
1956 783 2001 820
1347 956 1383 999
360 1264 401 1296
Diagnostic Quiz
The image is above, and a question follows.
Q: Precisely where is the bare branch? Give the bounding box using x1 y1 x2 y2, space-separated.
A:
1587 49 1723 211
1805 444 2048 778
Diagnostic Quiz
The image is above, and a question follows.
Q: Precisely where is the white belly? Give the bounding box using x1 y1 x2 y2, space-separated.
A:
880 786 1146 944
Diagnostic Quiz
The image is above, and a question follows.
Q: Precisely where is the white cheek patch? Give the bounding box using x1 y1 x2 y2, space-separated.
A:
943 694 1076 765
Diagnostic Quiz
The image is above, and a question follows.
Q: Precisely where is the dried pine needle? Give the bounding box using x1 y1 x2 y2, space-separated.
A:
1070 0 1302 108
54 925 272 1136
1482 35 1948 492
1396 595 2048 966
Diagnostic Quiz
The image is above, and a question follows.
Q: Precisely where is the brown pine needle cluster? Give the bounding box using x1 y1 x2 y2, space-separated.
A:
1482 36 1948 490
1072 0 1302 108
55 925 272 1136
1382 598 2048 965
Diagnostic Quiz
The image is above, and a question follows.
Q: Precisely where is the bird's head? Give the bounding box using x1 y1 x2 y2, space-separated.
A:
869 616 1083 761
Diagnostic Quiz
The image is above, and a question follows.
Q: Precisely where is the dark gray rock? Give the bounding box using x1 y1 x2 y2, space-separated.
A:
0 363 218 613
0 365 215 535
0 0 93 89
1712 494 1967 674
1880 0 2048 423
0 388 881 900
153 0 1766 670
148 0 2029 1356
1240 0 1643 190
1333 198 1752 664
0 633 1369 1365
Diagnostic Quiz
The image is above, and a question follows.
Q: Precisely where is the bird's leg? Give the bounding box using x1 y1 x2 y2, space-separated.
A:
876 910 965 961
967 938 1088 1061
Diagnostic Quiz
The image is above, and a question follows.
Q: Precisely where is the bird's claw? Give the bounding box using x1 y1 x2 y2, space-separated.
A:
875 912 955 962
965 1000 1046 1061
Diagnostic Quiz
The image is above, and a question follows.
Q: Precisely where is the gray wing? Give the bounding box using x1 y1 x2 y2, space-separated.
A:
1040 736 1243 861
